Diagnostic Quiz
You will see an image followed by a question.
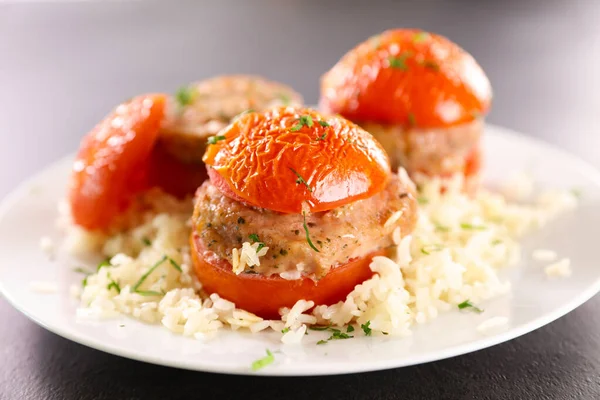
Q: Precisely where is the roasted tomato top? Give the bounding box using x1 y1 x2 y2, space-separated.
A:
202 106 391 214
320 29 492 129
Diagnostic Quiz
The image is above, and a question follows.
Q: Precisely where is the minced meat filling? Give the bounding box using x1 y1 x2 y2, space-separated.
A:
192 173 417 279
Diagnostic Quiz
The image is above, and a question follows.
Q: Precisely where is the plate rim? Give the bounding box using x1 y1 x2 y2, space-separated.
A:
2 123 600 376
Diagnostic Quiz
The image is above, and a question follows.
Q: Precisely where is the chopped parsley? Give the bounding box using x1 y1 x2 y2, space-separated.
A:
318 120 330 127
251 349 275 371
248 233 265 252
82 276 88 288
329 330 353 340
458 300 483 313
281 327 290 334
317 339 328 345
347 325 355 333
131 256 167 292
421 60 440 71
290 115 314 132
316 133 327 141
290 167 312 192
388 52 412 70
73 267 91 275
460 223 487 231
97 259 111 272
175 86 196 108
142 237 152 246
421 244 444 255
107 277 121 294
413 31 430 43
168 257 182 273
361 321 372 336
303 212 320 253
407 113 416 127
309 325 331 331
207 135 226 145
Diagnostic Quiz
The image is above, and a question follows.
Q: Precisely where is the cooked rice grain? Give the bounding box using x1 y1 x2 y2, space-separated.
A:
67 176 576 343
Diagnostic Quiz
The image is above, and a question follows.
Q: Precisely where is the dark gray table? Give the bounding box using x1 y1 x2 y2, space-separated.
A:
1 1 599 399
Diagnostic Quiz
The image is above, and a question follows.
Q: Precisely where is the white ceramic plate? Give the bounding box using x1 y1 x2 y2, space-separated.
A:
1 125 600 376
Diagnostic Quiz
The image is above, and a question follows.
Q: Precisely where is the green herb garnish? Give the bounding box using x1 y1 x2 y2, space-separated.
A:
207 135 226 145
388 52 412 70
107 278 121 294
290 115 314 132
97 259 111 272
413 31 430 43
361 321 372 336
142 237 152 246
316 133 327 141
317 339 328 345
251 349 275 371
175 86 196 108
303 212 320 253
460 223 487 231
347 325 355 333
458 300 483 313
248 234 265 252
309 325 332 331
329 330 353 340
491 239 503 246
282 327 290 334
421 60 440 71
318 120 330 127
132 256 167 292
168 257 182 273
74 267 91 275
290 168 312 192
421 244 444 255
82 276 88 288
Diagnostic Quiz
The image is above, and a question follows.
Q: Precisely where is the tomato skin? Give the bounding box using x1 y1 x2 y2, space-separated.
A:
69 94 166 231
190 232 384 320
146 144 208 199
202 107 391 214
320 29 492 129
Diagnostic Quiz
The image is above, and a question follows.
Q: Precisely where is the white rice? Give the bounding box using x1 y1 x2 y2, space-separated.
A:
65 175 577 343
544 258 572 278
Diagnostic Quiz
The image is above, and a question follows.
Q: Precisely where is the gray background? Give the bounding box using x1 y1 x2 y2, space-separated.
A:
1 0 599 399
